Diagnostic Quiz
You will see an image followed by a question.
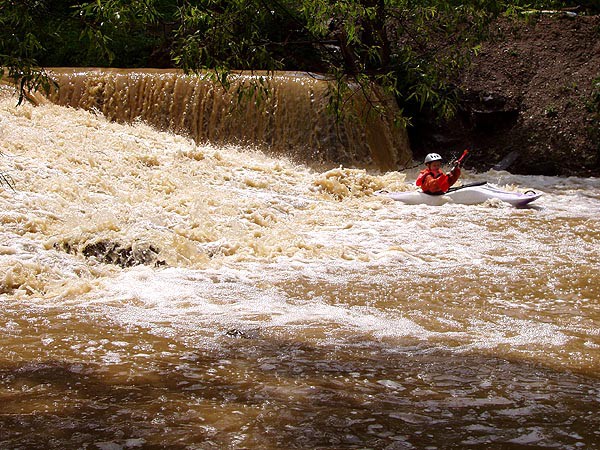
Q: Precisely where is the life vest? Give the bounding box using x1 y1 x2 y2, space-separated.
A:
416 167 460 194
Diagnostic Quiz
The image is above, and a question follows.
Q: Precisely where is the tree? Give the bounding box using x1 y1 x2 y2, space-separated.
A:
0 0 56 104
168 0 497 124
0 0 166 103
2 0 591 120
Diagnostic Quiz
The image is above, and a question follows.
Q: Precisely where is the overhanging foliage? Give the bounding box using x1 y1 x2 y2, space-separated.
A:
1 0 596 119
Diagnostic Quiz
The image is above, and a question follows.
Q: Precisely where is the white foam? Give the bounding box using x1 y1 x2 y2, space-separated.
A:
1 95 599 370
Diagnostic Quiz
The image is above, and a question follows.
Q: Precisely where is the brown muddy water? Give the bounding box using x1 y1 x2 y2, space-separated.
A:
0 84 599 449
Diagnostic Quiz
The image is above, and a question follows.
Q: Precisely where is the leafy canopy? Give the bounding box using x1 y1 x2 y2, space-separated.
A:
1 0 594 118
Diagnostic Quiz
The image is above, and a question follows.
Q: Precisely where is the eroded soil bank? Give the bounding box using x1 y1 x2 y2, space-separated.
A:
411 14 600 177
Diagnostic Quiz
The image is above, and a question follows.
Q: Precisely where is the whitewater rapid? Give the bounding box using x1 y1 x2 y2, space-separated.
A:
1 87 600 449
1 88 598 374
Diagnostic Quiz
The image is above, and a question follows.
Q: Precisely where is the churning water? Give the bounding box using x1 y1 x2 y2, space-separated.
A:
0 84 599 449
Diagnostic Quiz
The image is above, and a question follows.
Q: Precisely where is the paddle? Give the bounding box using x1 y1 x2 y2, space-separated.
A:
445 149 485 193
452 149 470 168
447 181 487 193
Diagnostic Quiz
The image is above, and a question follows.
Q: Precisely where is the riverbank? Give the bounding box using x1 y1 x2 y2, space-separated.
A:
410 13 600 177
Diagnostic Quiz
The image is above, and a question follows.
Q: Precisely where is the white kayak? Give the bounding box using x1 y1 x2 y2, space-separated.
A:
377 182 542 207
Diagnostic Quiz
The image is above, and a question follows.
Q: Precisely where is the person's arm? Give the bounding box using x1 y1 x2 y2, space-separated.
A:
447 166 461 187
421 173 450 194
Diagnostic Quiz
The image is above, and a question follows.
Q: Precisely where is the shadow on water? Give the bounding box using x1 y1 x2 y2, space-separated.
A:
1 329 599 449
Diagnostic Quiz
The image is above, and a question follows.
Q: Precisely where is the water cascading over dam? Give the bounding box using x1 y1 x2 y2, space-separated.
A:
47 68 411 169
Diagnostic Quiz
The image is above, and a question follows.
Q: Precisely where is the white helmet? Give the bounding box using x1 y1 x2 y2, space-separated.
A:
424 153 443 164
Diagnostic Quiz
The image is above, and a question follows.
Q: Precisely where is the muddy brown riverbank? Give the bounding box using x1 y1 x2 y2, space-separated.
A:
410 14 600 177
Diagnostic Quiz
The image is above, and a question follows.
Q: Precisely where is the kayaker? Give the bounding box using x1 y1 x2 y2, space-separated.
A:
416 153 461 195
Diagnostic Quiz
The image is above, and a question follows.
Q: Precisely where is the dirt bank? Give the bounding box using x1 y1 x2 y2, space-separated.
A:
411 13 600 176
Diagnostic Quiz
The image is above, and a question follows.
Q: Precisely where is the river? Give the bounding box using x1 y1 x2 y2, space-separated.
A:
0 84 599 449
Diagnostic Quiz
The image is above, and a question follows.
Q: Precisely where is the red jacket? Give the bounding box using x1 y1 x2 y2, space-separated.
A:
416 166 461 194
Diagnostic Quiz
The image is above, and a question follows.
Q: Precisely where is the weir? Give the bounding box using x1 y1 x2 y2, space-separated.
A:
47 68 411 169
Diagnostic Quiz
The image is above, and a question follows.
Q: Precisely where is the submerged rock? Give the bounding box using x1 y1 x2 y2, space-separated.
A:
55 239 165 268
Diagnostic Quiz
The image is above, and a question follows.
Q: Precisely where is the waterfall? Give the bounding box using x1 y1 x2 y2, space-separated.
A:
47 68 411 169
